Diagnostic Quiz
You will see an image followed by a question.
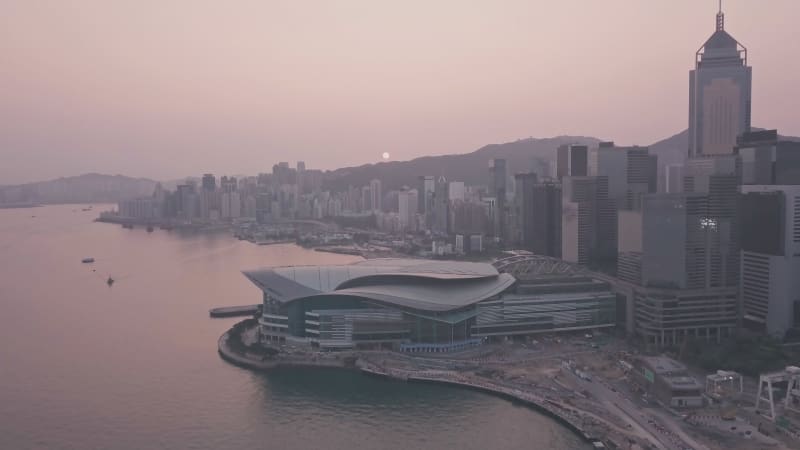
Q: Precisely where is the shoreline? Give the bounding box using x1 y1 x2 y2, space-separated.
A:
216 326 601 446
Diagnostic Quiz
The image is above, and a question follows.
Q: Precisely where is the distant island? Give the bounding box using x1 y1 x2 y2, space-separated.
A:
0 173 157 206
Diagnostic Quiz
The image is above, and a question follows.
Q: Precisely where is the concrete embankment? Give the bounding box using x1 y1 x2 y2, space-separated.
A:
217 324 602 446
358 365 597 445
217 332 348 371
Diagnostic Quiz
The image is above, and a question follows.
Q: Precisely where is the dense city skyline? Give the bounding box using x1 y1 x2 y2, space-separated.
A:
2 0 800 184
5 3 800 449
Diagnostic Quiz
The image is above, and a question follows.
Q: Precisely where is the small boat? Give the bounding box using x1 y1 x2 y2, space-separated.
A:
107 277 115 287
81 257 95 264
122 224 134 229
146 226 154 233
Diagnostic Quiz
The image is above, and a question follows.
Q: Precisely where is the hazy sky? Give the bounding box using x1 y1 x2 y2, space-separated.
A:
1 0 798 184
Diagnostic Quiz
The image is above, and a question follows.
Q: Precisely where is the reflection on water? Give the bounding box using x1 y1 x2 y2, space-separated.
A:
0 205 587 450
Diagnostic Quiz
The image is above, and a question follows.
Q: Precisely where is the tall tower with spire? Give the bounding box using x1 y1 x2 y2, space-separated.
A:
688 1 752 157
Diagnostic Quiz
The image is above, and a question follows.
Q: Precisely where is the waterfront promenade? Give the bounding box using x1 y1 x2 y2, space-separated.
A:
217 322 651 449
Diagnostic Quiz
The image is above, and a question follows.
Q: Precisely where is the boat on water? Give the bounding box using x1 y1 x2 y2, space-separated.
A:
122 223 134 229
146 226 154 232
81 257 95 264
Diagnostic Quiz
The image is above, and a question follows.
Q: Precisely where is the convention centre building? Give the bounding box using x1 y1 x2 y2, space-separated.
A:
243 258 617 351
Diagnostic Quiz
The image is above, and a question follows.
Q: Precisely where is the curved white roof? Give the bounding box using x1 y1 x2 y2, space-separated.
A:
243 258 513 312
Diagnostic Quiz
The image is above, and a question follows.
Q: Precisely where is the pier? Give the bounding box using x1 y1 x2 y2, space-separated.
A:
209 304 260 318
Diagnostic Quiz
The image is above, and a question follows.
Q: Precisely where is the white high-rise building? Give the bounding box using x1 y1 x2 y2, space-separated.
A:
665 164 684 193
448 181 465 202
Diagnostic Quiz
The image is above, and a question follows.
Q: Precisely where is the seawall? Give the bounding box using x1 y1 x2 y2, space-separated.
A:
217 325 601 446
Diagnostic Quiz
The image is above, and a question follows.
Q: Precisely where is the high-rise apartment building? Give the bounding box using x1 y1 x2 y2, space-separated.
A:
448 181 465 202
369 179 382 212
201 174 216 191
688 6 752 157
432 175 449 235
398 188 418 231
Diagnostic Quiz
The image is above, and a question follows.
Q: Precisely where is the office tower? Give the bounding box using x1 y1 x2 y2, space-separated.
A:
369 179 382 212
556 144 588 180
683 155 740 288
488 159 507 239
617 193 739 345
688 5 752 157
448 181 465 202
740 186 800 338
432 175 449 234
515 173 561 257
590 142 657 210
665 164 684 193
201 173 216 191
297 161 305 172
737 130 800 185
561 176 616 268
450 200 490 236
398 188 418 231
417 175 435 228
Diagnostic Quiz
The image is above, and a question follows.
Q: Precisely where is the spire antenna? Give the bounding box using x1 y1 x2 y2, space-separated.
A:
716 0 725 31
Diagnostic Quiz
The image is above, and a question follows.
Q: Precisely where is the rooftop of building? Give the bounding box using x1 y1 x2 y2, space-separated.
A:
637 355 689 375
243 258 515 313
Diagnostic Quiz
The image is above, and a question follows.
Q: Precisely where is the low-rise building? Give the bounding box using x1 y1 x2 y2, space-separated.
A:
632 356 703 408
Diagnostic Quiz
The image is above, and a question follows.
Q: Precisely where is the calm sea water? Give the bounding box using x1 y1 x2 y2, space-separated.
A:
0 204 587 450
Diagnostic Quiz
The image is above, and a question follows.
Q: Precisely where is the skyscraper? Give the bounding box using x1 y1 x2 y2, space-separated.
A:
515 173 561 257
417 175 435 228
688 5 752 157
740 185 800 338
369 179 382 212
683 155 741 288
665 164 684 194
398 188 418 231
736 130 800 185
488 159 507 239
590 142 657 210
432 175 449 235
616 193 739 345
561 176 616 268
201 173 216 191
556 144 588 181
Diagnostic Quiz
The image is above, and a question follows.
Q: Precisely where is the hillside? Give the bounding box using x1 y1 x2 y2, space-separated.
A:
0 173 158 205
323 135 602 191
324 128 800 191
